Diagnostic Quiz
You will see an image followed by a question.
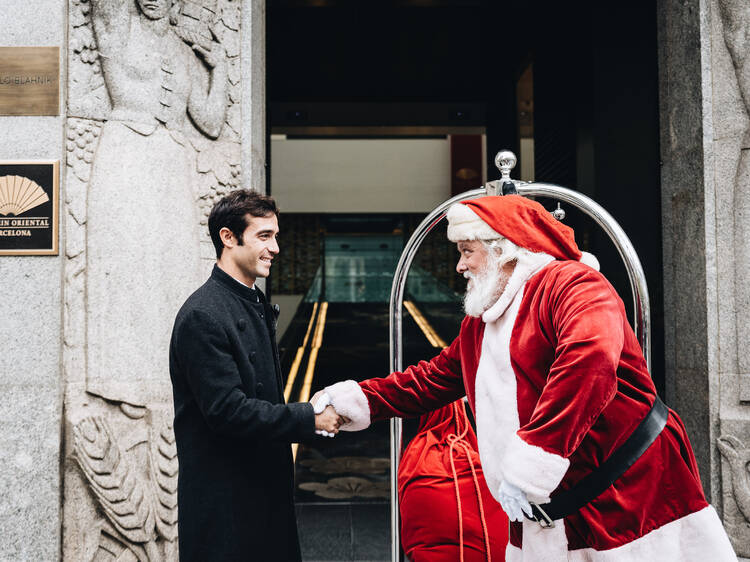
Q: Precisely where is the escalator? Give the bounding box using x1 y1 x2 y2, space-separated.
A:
277 234 464 561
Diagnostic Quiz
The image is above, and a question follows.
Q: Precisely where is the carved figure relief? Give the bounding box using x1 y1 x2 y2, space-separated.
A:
718 0 750 396
717 433 750 555
74 414 178 561
64 1 242 559
717 436 750 523
86 0 228 406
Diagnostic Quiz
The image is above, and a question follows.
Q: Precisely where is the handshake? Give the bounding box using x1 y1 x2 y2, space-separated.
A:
311 390 348 438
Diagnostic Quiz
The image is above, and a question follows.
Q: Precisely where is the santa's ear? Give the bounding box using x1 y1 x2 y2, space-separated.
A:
485 239 504 255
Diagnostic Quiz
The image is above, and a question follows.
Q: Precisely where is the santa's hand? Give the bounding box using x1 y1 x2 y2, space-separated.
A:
311 391 331 414
498 480 533 522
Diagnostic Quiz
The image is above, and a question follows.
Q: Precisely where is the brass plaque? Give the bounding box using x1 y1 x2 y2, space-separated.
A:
0 47 60 116
0 161 59 255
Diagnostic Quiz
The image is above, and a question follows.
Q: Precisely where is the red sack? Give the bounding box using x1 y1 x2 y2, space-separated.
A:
398 400 509 562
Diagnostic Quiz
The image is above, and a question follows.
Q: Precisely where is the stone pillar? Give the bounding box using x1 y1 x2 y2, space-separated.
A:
242 0 267 192
0 2 65 561
60 0 265 559
659 0 750 555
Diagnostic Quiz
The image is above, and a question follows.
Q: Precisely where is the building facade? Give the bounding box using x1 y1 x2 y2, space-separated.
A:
1 0 749 559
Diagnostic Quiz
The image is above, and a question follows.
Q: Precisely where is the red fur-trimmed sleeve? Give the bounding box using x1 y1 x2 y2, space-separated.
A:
326 335 465 430
363 335 465 421
501 265 623 501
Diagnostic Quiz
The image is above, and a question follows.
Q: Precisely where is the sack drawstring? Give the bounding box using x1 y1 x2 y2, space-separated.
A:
446 401 492 562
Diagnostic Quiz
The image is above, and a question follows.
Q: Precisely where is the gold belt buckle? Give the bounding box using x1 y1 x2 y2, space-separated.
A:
529 501 556 529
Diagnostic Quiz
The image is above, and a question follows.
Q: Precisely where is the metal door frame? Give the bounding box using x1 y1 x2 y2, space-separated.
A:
387 151 651 561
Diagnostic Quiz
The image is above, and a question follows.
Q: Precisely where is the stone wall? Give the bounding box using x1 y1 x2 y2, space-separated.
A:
0 2 65 561
659 0 750 555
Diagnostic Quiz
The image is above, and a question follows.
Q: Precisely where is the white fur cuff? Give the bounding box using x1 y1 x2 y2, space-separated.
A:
325 380 371 431
501 433 570 504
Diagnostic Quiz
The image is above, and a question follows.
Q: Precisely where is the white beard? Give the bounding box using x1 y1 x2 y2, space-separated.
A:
463 264 509 317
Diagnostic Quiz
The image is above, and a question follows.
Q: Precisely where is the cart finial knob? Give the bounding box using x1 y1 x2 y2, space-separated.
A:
494 150 517 182
552 202 566 221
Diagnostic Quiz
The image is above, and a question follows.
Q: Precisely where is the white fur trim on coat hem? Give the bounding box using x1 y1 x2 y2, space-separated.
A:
324 380 371 431
505 505 736 561
501 432 570 503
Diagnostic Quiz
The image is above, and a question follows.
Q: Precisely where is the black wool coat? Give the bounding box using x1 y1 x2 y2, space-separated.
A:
169 265 315 562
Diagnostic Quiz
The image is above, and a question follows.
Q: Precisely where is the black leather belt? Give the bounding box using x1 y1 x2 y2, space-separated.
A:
525 396 669 528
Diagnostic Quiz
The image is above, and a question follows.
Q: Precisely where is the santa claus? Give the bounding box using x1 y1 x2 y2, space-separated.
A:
314 194 735 560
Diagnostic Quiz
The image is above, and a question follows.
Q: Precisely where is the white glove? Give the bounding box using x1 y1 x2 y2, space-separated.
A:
497 480 533 522
312 392 331 414
312 391 335 438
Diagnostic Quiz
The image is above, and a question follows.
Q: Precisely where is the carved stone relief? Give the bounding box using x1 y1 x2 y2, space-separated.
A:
718 427 750 556
715 2 750 555
718 0 750 399
73 414 178 561
64 0 242 559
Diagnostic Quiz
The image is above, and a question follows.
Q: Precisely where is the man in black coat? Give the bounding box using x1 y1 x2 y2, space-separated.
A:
169 190 342 561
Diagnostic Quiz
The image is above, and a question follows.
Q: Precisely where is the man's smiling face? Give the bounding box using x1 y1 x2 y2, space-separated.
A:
225 213 279 286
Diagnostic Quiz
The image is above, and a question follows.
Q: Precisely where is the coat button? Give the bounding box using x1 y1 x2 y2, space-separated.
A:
248 351 256 363
255 382 264 395
238 319 247 331
259 311 265 320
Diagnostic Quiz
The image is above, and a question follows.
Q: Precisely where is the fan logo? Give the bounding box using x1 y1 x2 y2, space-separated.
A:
0 175 50 217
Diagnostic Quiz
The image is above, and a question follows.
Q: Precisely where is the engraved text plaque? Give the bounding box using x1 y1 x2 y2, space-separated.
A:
0 47 60 116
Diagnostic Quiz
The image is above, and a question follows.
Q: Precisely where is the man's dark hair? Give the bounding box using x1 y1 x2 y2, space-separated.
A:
208 189 279 258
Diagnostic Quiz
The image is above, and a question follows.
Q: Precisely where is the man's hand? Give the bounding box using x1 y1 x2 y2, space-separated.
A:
315 405 343 438
311 390 334 436
311 390 350 436
497 480 533 522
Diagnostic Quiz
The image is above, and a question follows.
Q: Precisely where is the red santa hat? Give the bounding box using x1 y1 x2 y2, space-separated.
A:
447 195 599 268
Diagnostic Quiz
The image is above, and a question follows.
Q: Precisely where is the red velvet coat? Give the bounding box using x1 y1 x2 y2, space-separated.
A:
328 260 735 559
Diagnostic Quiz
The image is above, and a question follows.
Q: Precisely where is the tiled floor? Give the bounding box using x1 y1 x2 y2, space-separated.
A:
296 503 390 561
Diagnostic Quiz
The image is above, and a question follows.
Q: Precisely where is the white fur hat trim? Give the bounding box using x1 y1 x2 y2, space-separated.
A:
446 203 502 242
